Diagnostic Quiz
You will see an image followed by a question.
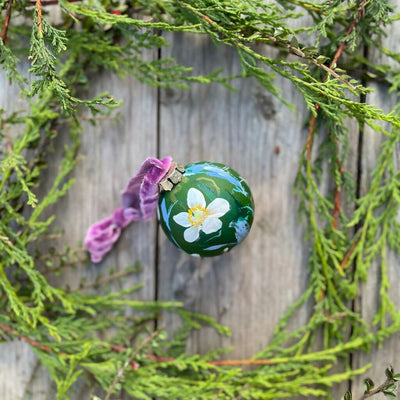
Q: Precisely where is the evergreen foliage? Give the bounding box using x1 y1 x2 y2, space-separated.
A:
1 0 400 399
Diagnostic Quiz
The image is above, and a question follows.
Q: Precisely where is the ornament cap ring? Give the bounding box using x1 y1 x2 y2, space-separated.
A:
159 162 185 192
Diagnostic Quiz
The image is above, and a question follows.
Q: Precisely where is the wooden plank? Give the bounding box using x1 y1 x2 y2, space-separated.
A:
41 68 159 297
0 55 159 398
157 32 313 358
351 1 400 395
351 86 400 397
0 342 44 400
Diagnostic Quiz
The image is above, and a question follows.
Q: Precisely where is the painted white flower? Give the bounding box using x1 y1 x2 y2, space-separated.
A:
173 188 230 243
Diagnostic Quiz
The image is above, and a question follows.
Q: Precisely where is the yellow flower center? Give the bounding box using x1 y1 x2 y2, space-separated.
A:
187 205 209 227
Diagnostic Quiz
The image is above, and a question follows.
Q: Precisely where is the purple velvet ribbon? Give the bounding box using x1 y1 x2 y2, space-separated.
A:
84 156 173 263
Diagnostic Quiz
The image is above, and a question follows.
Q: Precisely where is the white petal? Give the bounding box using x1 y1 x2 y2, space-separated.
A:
202 217 222 234
206 198 230 218
187 188 206 209
184 226 201 242
173 212 191 228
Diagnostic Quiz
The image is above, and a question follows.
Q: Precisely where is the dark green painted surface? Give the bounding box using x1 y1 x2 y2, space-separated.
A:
158 162 255 257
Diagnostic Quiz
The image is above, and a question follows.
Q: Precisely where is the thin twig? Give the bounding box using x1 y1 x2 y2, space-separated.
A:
1 0 13 44
110 344 334 367
28 0 83 4
358 378 397 399
110 347 284 366
265 35 357 91
36 0 43 33
111 342 274 366
0 322 65 354
333 186 341 229
331 131 342 230
75 266 142 292
332 0 368 67
104 331 160 400
306 104 319 161
109 345 286 367
109 344 173 370
182 2 358 92
339 228 362 270
0 321 366 373
209 359 282 366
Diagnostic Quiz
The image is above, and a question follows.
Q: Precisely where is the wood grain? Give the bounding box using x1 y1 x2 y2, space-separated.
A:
351 2 400 393
157 32 311 358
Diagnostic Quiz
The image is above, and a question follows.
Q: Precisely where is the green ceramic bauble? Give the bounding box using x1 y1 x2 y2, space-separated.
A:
157 161 255 257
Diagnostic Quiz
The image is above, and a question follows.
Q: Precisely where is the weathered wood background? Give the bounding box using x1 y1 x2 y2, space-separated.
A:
1 2 400 399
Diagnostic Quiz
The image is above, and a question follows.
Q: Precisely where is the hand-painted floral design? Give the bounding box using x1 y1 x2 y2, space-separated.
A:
173 188 230 243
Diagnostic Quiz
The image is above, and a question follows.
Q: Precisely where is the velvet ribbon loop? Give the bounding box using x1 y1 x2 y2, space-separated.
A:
85 156 173 263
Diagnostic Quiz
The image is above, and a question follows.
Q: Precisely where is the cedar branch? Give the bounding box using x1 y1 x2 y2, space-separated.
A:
182 2 358 92
304 0 368 305
0 322 370 371
264 35 358 92
104 331 160 400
